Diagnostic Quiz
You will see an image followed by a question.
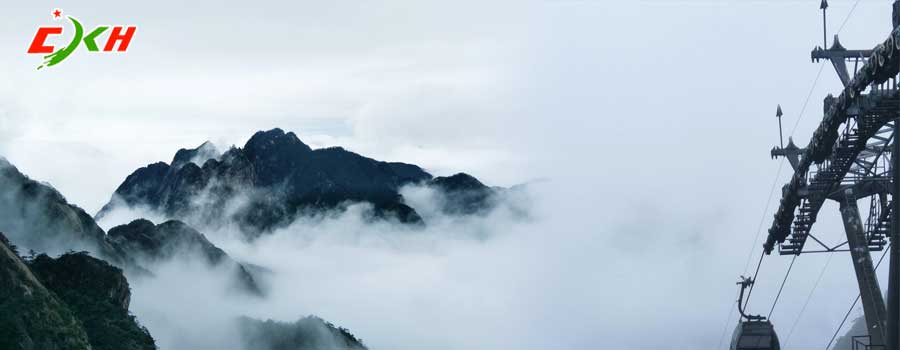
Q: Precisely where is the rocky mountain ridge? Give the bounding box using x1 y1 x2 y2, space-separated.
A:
0 158 260 295
0 154 385 349
97 128 500 238
108 218 263 295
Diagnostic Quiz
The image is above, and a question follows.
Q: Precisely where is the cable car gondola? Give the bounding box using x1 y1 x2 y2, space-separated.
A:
729 277 781 350
730 319 780 350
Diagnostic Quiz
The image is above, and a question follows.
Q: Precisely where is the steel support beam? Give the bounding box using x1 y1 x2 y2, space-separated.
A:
888 115 900 350
889 5 900 349
764 24 900 254
840 190 887 346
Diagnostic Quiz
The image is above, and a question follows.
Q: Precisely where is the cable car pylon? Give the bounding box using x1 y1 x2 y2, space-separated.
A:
734 1 900 349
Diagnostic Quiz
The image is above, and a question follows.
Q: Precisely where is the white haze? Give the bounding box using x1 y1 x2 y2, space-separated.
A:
1 0 897 349
92 172 731 349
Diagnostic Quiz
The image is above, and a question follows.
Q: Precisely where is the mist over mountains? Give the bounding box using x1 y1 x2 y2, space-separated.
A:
97 128 501 239
96 129 506 238
107 219 264 296
0 128 521 349
0 157 130 265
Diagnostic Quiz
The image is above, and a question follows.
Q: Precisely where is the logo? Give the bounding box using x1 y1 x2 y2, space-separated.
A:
27 9 137 70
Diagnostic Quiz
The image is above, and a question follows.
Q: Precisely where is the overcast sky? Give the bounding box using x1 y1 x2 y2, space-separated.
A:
0 0 897 349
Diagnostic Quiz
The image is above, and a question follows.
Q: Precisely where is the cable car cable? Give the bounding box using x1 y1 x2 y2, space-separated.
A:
719 160 785 348
742 161 785 276
835 0 864 34
789 63 827 138
787 0 863 138
824 243 891 350
723 1 867 348
768 255 798 319
827 295 861 350
718 289 743 349
743 252 766 311
785 253 836 345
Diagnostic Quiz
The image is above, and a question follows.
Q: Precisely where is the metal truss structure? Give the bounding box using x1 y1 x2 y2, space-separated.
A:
758 2 900 348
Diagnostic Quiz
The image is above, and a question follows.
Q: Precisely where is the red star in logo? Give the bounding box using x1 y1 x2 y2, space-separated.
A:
52 9 62 18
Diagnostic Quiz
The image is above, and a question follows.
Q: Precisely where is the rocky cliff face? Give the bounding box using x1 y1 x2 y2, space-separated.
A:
28 251 156 350
107 219 263 296
97 128 500 238
0 232 155 350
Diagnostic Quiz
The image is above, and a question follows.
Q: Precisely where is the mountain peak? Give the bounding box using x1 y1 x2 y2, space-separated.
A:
430 173 496 215
432 173 487 192
98 128 505 235
244 128 312 156
172 141 220 167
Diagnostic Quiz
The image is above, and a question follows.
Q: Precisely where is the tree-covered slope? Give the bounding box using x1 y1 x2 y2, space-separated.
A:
27 251 156 350
239 316 368 350
0 232 92 350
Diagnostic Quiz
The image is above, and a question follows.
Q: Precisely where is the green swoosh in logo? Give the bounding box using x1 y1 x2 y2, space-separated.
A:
38 16 83 70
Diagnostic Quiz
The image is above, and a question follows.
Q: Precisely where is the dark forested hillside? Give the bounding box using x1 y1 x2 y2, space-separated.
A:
28 252 156 350
0 232 155 350
239 316 368 350
107 218 263 296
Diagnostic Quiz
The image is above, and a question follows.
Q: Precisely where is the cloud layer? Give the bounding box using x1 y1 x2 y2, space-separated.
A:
2 0 897 348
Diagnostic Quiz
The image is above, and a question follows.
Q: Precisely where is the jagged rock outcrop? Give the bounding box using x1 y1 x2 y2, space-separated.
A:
0 158 127 264
0 232 155 350
238 316 367 350
97 128 504 237
107 219 263 296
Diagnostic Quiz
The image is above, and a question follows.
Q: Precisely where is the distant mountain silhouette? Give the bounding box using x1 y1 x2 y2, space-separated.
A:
98 128 499 238
238 316 367 350
430 173 497 215
108 219 263 296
